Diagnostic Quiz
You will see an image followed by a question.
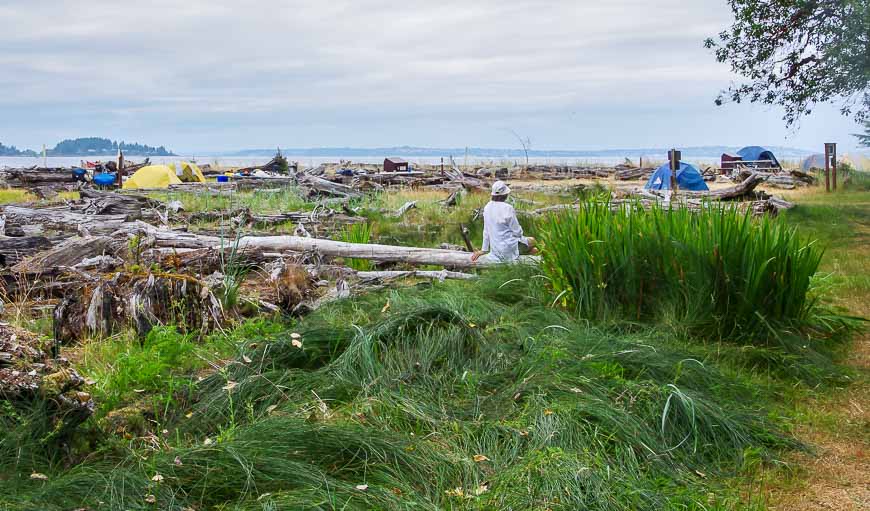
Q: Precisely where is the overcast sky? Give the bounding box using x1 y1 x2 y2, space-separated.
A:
0 0 864 153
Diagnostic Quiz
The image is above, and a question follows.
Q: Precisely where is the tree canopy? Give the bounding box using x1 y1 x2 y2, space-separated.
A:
48 137 174 156
706 0 870 126
856 120 870 147
0 142 37 157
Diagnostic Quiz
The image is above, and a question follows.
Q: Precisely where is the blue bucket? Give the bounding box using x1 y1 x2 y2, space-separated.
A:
216 175 229 183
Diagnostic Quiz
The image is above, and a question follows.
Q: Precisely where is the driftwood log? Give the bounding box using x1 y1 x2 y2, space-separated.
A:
0 235 58 267
2 206 129 235
53 272 224 342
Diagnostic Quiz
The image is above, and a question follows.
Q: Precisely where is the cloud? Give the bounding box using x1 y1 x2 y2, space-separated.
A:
0 0 862 152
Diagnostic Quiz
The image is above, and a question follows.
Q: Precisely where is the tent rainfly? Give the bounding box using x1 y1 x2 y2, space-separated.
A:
737 146 781 168
122 162 207 189
645 162 709 191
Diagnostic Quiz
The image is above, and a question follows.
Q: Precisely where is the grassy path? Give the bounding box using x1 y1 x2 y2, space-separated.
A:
766 188 870 510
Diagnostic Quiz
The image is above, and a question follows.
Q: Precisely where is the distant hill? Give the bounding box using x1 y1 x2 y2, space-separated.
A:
0 142 37 157
45 137 175 156
225 145 815 159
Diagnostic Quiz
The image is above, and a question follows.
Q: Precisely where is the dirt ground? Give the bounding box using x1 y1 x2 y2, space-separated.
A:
767 332 869 510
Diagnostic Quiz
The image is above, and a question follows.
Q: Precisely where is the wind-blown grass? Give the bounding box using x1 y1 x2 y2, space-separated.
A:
0 269 807 510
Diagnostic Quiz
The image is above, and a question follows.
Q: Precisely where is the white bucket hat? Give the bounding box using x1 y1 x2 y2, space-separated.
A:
491 180 511 196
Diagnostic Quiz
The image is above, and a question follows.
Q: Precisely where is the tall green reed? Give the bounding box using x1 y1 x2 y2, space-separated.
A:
541 202 829 343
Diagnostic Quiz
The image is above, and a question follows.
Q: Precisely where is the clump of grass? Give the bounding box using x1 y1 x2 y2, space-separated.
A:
340 222 374 270
540 202 845 344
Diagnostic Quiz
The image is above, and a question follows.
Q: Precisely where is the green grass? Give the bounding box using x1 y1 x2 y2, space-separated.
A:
1 269 813 510
339 222 374 270
150 186 308 215
539 203 849 346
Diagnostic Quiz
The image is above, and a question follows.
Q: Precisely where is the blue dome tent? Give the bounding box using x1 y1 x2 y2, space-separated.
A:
645 162 709 191
737 146 780 167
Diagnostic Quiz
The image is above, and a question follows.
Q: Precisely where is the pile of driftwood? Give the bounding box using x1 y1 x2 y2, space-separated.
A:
0 183 523 344
729 168 817 189
526 173 793 217
0 322 95 430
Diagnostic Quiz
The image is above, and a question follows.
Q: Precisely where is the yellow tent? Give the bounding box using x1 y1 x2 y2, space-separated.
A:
122 162 206 189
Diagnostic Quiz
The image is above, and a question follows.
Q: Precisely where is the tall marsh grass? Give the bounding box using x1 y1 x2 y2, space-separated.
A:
541 203 832 343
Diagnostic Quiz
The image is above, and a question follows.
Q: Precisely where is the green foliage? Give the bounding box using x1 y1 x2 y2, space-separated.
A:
47 137 173 156
340 222 374 270
855 119 870 147
706 0 870 125
89 327 200 412
539 203 844 344
0 141 37 156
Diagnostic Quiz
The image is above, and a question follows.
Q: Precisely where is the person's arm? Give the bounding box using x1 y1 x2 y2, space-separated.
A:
473 208 491 262
507 206 529 245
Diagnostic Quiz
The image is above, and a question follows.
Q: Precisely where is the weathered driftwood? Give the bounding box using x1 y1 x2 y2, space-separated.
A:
53 272 223 342
447 157 487 190
296 172 360 199
392 201 417 218
2 206 129 235
442 188 463 207
614 168 654 180
11 236 120 274
355 269 476 281
0 323 94 431
0 235 57 267
185 207 365 227
4 168 77 185
119 223 536 269
77 188 164 217
643 172 765 201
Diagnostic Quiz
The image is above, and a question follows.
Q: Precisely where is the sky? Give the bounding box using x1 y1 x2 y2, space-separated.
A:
0 0 865 154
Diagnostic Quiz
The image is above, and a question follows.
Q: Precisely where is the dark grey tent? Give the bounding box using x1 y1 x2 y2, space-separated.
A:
737 146 780 168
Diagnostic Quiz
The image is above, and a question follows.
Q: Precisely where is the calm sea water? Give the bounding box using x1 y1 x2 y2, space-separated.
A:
0 154 721 169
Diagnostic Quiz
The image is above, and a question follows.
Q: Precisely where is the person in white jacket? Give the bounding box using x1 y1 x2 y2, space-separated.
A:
471 181 537 263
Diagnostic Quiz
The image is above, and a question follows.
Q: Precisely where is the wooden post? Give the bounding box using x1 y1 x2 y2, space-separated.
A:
459 224 474 252
668 148 681 191
831 143 837 191
116 148 125 187
824 143 834 192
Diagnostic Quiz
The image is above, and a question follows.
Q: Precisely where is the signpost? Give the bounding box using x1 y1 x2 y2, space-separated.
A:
824 143 837 192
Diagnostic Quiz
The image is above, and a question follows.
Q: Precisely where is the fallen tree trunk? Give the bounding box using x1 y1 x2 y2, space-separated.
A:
77 188 164 217
11 236 120 273
2 206 129 235
0 235 58 267
296 172 361 198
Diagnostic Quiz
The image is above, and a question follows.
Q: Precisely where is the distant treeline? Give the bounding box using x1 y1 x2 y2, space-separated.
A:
0 137 174 157
0 142 37 157
49 137 174 156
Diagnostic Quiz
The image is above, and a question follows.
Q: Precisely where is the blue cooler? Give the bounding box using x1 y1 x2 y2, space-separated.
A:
93 173 116 186
216 175 229 183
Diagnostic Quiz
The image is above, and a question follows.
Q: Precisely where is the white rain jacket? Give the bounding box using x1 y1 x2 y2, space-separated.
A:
481 201 529 263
